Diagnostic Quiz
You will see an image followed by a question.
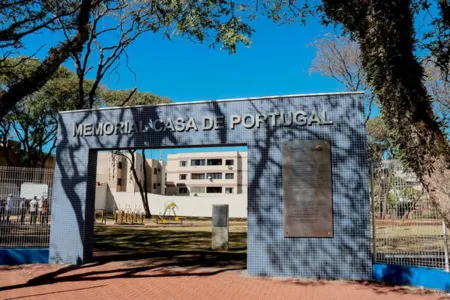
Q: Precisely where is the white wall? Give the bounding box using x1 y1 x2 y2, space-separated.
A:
98 189 247 218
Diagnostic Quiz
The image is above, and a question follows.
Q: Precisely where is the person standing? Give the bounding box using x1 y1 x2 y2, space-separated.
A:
29 196 38 225
40 196 48 224
5 194 12 222
38 196 43 224
0 198 5 221
19 197 27 224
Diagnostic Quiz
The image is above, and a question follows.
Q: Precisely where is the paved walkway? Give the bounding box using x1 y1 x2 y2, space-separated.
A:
0 254 449 300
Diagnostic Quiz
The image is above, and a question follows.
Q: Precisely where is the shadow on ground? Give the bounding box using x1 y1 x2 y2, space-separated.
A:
0 249 247 293
0 251 448 298
0 226 247 293
0 226 448 298
93 226 247 254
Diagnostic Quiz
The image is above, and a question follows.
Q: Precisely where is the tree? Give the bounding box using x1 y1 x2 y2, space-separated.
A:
104 90 171 218
100 89 171 107
270 0 450 227
317 0 450 228
423 59 450 125
0 0 254 117
397 187 426 219
0 57 170 168
112 149 152 218
0 58 84 167
366 116 398 161
309 33 376 120
310 32 450 129
0 0 97 118
64 0 174 216
64 0 155 109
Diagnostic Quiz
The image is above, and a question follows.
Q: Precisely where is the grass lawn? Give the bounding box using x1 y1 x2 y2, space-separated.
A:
93 220 247 255
94 218 447 256
375 224 445 253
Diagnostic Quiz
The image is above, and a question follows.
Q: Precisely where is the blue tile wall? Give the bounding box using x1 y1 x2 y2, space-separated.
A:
49 93 371 280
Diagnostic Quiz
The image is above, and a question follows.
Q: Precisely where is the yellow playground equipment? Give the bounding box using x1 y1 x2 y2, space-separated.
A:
156 201 183 224
94 209 106 224
114 205 145 225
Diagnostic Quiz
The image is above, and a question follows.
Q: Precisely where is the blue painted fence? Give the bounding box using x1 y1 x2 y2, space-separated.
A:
373 263 450 292
0 249 49 265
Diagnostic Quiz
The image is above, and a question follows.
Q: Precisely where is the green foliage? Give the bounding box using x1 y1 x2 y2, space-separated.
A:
319 0 450 182
387 192 398 206
100 89 171 107
400 187 422 200
0 58 84 166
1 58 171 167
396 187 425 218
366 116 399 161
0 0 259 119
396 201 413 218
128 0 255 54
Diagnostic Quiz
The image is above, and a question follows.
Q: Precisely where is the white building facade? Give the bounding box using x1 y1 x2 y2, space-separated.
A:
166 151 247 196
96 151 166 194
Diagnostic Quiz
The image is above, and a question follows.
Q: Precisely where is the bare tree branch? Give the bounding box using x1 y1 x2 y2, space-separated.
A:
120 88 137 106
309 33 374 121
0 0 98 119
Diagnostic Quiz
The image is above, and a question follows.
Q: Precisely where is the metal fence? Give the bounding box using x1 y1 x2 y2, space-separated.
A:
0 167 53 248
370 160 449 270
1 163 449 272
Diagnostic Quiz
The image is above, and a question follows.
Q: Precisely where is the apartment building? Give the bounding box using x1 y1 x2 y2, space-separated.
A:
166 151 247 196
96 151 166 194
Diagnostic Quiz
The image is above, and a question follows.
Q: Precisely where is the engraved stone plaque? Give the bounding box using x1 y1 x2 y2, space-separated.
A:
212 205 229 227
283 140 333 237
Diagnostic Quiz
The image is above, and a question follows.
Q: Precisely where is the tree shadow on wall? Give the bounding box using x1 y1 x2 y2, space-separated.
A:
246 96 372 280
54 94 373 281
52 106 179 263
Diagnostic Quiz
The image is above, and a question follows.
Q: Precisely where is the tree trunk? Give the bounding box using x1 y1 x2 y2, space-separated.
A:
127 150 151 218
422 157 450 226
323 0 450 228
359 1 450 228
0 0 95 118
381 198 387 219
141 149 151 218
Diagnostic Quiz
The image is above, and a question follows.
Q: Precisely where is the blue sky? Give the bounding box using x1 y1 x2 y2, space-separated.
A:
25 13 372 159
105 17 343 102
25 14 344 101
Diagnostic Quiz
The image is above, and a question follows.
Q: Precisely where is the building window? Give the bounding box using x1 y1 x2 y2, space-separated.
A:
157 183 161 186
140 164 143 171
207 173 222 179
180 161 187 167
207 186 222 193
225 173 234 179
153 168 157 175
179 187 188 194
158 168 161 172
191 173 206 180
117 178 122 186
191 159 205 166
179 174 187 180
225 159 234 166
207 159 222 166
153 183 157 190
191 187 206 194
225 187 234 194
117 162 122 169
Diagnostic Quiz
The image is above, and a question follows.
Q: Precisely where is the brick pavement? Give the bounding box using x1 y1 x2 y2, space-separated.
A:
1 260 449 300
